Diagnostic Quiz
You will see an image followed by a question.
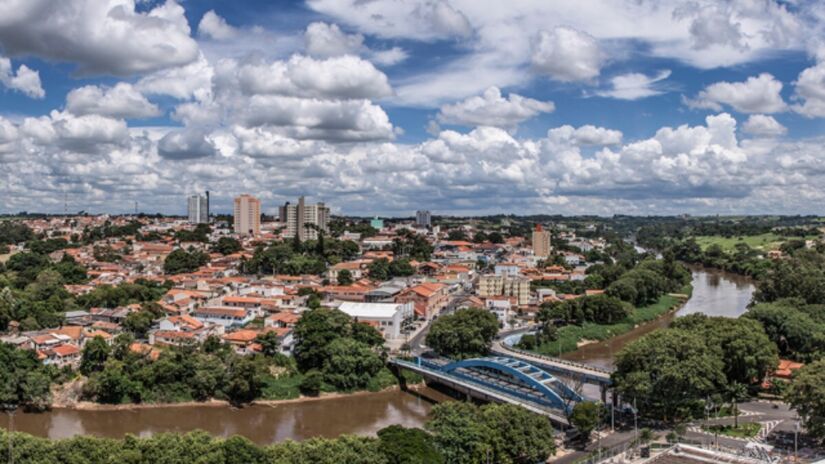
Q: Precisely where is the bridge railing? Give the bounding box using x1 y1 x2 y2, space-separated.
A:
493 342 614 376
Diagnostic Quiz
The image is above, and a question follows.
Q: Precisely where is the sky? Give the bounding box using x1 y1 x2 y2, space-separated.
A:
2 0 825 217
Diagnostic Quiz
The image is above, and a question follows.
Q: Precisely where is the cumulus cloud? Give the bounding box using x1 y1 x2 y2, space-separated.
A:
595 70 671 100
436 87 554 128
66 83 161 119
158 130 218 160
0 56 44 98
0 0 198 75
547 125 623 146
531 27 602 82
198 10 238 40
742 114 787 137
304 22 408 66
685 73 788 113
236 55 393 99
792 62 825 117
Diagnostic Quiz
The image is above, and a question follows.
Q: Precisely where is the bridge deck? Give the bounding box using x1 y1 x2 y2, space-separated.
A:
491 340 614 385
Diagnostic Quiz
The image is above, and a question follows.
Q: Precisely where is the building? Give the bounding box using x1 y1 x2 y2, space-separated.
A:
338 301 414 340
396 282 449 320
187 193 208 224
415 210 431 228
477 275 530 306
370 216 384 230
233 194 261 235
532 224 551 258
283 196 330 241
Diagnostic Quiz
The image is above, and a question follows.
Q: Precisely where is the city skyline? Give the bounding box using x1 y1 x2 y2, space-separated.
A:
2 1 825 216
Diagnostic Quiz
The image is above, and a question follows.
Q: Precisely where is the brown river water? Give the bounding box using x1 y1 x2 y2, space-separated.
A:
3 268 753 444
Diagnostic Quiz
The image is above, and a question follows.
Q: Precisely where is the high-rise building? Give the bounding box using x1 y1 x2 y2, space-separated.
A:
415 210 431 227
532 224 551 258
187 194 208 224
233 194 261 235
284 196 330 241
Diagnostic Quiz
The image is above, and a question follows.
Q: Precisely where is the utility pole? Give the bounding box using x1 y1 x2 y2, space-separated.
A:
633 397 638 454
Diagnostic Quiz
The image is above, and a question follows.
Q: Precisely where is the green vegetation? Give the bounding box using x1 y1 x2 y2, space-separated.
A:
0 342 52 412
425 308 499 359
163 248 210 274
175 223 211 242
692 233 815 252
570 402 602 441
0 221 34 245
612 315 777 423
702 422 761 439
212 236 243 255
367 258 414 280
242 237 359 276
426 402 556 464
785 359 825 445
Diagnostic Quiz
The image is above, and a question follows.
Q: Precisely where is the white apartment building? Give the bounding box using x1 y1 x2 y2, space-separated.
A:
283 196 329 241
187 193 208 224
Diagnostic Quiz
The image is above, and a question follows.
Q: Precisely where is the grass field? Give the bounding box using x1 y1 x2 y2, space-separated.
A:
693 233 819 252
532 286 691 356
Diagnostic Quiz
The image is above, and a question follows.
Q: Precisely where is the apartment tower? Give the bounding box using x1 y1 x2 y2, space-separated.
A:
532 224 551 258
284 196 330 241
233 194 261 235
187 193 208 224
415 210 431 227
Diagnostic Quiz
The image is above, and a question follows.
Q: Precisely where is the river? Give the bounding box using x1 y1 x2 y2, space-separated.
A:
4 268 754 444
561 267 755 370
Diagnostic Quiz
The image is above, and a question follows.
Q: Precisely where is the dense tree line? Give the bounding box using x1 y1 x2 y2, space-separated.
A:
391 230 433 261
82 220 144 243
174 224 211 242
425 308 499 359
0 221 34 245
0 402 555 464
367 258 414 280
612 315 777 422
242 238 359 276
670 238 772 278
163 248 210 274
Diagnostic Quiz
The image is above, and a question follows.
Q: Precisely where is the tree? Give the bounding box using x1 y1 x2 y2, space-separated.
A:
570 402 601 441
368 258 390 281
163 248 209 274
80 336 111 376
377 425 444 464
255 331 283 358
322 338 383 390
212 237 242 255
785 359 825 445
726 381 748 428
123 311 156 338
224 356 266 406
337 269 353 286
426 308 499 359
299 370 323 396
612 329 727 422
447 230 467 241
293 308 354 372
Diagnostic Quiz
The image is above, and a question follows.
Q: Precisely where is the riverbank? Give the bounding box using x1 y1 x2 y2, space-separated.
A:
53 382 428 411
531 285 693 357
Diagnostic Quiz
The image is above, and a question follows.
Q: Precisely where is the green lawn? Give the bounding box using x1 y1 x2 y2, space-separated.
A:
702 422 760 439
692 233 819 252
532 287 691 356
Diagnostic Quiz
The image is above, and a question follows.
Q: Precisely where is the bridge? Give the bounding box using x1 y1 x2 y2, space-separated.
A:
491 339 614 386
390 355 584 425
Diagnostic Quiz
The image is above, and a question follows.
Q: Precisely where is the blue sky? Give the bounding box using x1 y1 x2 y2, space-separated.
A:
1 0 825 216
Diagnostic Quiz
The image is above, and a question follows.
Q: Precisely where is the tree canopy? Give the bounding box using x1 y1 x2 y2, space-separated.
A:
425 308 499 359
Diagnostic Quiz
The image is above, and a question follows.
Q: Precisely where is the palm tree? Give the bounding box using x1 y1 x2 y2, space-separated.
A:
727 381 749 428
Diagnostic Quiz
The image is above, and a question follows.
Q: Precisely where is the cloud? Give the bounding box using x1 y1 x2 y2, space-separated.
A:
685 73 788 113
547 125 623 146
304 22 409 67
742 114 787 137
66 83 161 119
595 70 671 100
436 87 554 128
137 53 214 101
158 130 218 160
0 0 198 76
198 10 238 40
0 56 44 98
236 55 393 100
792 62 825 117
531 27 602 82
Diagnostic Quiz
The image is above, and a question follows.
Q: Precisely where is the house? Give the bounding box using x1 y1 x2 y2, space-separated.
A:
265 311 301 329
192 306 255 328
485 297 512 329
396 282 449 320
42 343 81 368
337 301 414 340
327 261 367 283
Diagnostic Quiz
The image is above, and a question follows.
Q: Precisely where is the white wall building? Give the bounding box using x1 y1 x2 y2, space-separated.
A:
337 301 414 340
187 194 208 224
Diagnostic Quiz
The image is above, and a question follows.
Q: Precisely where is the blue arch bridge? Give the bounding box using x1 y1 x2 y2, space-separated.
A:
390 355 603 426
